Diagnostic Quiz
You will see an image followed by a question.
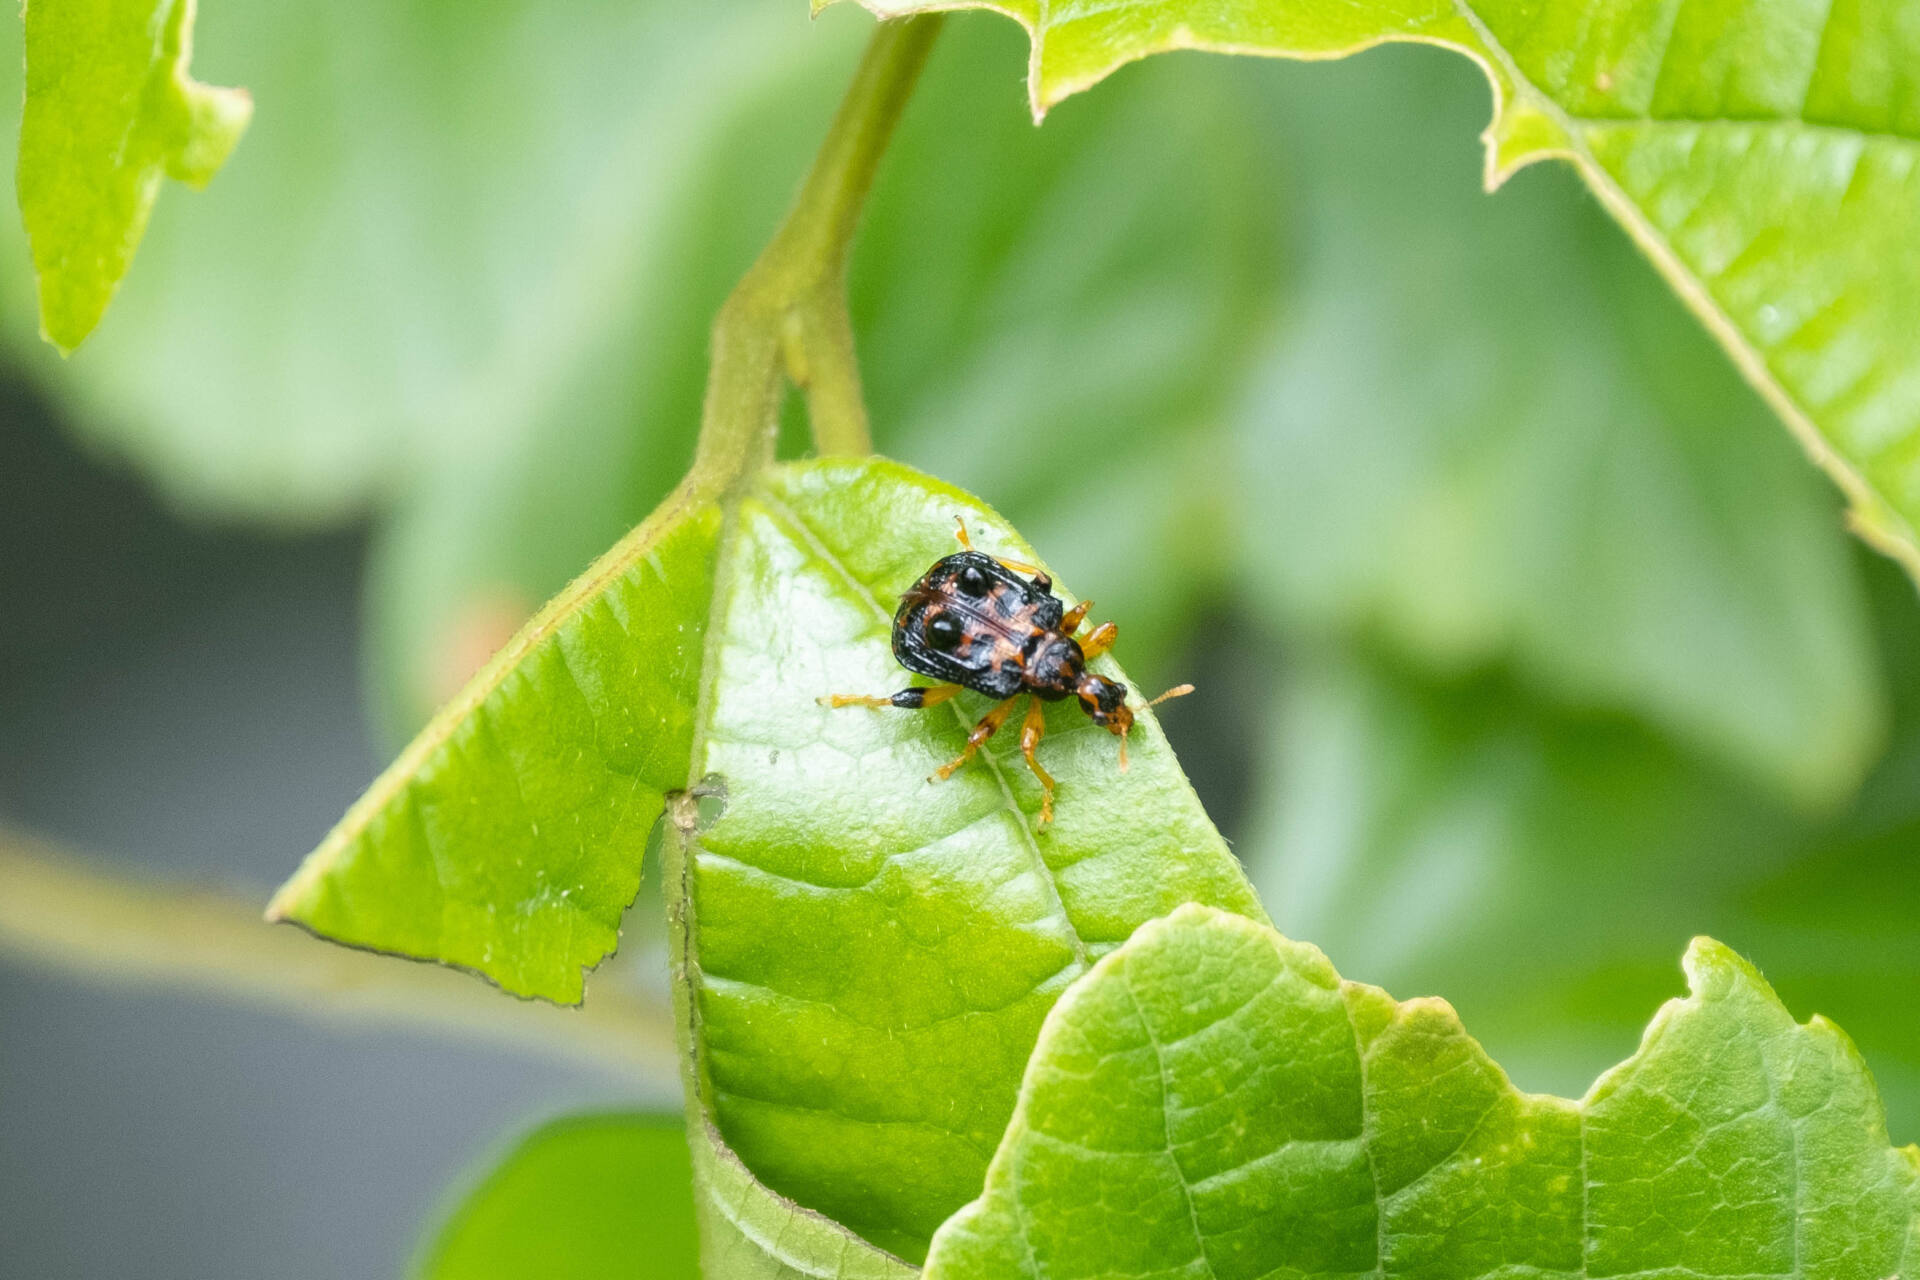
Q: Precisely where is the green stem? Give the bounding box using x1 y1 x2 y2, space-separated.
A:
689 15 941 485
1 830 676 1076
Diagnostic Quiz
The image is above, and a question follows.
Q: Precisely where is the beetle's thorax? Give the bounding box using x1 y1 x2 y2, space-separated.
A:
1023 631 1085 700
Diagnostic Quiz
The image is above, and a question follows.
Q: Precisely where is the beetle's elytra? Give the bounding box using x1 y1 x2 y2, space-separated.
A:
821 518 1190 827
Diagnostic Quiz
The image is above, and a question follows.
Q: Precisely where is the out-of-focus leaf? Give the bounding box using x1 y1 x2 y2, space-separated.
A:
18 0 251 351
2 0 841 521
417 1113 698 1280
274 457 1260 1259
924 904 1920 1279
1241 551 1920 1137
363 11 860 738
1234 48 1881 808
1245 647 1799 1081
370 14 1279 740
830 0 1920 587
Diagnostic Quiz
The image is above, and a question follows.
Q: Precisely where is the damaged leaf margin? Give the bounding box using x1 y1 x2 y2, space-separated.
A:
19 0 253 350
924 903 1920 1279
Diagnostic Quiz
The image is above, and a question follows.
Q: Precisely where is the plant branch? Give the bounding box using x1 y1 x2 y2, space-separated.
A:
690 14 941 485
1 829 678 1079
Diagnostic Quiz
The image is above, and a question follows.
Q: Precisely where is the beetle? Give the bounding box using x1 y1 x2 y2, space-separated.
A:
822 517 1189 826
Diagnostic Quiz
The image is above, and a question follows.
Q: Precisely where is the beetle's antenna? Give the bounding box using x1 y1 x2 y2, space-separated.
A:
1118 686 1189 773
952 515 973 550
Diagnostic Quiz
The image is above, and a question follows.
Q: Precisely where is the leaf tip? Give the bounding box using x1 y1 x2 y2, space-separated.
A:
1679 936 1795 1019
169 81 254 189
1680 934 1746 989
261 881 297 924
1480 97 1568 190
32 263 114 353
36 322 80 359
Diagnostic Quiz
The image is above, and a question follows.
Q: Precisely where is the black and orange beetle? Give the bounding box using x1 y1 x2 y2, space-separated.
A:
822 518 1189 826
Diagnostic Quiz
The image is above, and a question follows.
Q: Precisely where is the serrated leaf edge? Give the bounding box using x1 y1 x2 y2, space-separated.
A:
925 904 1920 1278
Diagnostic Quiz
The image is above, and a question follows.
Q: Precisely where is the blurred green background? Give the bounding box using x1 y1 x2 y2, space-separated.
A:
2 1 1914 1275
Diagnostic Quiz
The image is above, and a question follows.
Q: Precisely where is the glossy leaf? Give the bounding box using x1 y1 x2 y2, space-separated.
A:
273 457 1260 1259
18 0 251 351
925 904 1920 1279
1232 48 1883 808
682 459 1262 1260
833 0 1920 585
418 1113 698 1280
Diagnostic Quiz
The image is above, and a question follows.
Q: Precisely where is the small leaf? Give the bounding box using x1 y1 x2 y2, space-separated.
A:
268 492 723 1003
18 0 251 351
831 0 1920 585
925 904 1920 1278
275 457 1262 1258
417 1112 698 1280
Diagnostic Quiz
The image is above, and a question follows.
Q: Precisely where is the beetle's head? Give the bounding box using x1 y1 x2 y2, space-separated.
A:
1076 673 1133 752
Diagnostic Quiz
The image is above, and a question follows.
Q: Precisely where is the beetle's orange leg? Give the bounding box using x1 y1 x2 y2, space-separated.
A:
1080 621 1118 660
821 682 964 710
953 516 1048 585
932 696 1020 782
1018 698 1057 828
1060 599 1093 633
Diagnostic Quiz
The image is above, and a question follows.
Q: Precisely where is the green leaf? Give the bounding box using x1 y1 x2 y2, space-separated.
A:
833 0 1920 587
18 0 251 351
680 459 1263 1260
268 489 723 1002
1231 47 1883 808
274 456 1262 1258
416 1113 698 1280
924 904 1920 1278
